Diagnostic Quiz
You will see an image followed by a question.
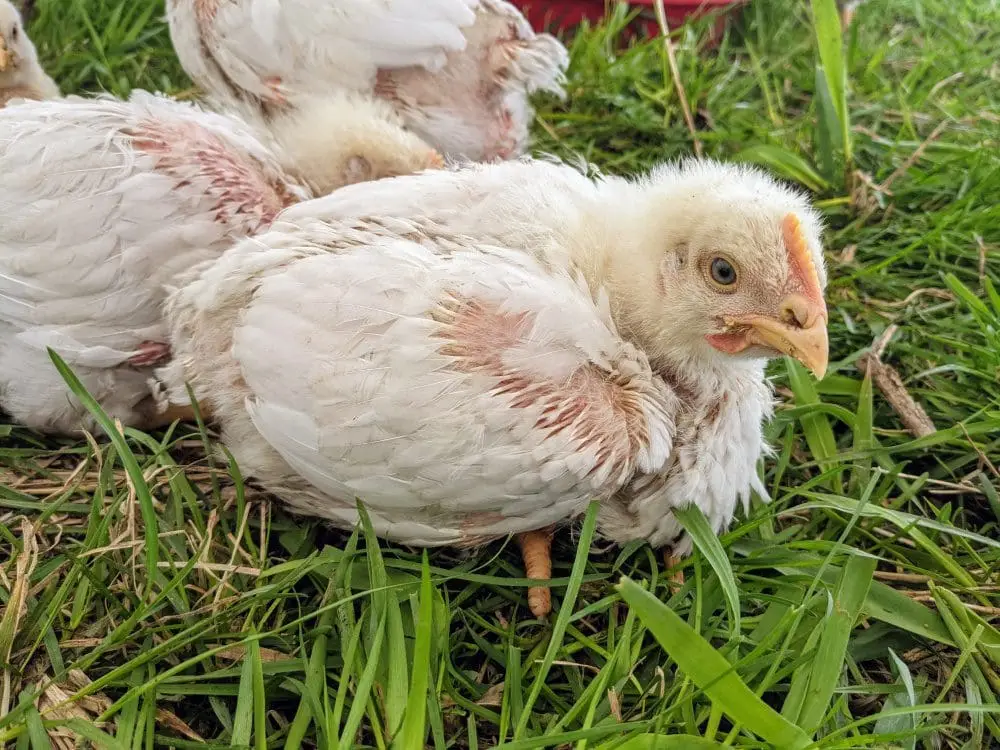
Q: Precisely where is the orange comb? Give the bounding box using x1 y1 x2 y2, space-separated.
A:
782 213 824 305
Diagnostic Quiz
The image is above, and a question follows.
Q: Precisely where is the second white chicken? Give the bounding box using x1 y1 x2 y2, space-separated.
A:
166 0 568 161
0 90 439 434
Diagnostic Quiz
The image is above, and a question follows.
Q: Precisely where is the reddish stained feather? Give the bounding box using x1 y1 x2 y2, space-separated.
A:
373 69 397 100
130 118 296 231
435 295 650 483
193 0 221 26
373 15 521 160
487 23 525 80
458 512 508 548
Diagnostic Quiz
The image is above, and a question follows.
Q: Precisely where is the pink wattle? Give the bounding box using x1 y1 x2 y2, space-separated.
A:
705 332 749 354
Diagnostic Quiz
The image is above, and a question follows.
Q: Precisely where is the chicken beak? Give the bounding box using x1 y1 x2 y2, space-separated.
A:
0 38 9 72
734 294 829 379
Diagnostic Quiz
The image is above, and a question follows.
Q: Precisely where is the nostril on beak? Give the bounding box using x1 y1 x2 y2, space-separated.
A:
781 294 814 328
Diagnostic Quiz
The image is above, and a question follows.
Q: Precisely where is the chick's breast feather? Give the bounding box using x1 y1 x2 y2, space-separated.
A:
0 91 306 434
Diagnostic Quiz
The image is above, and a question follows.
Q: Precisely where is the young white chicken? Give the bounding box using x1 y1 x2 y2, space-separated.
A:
0 90 440 434
165 0 568 161
155 158 829 616
0 0 58 107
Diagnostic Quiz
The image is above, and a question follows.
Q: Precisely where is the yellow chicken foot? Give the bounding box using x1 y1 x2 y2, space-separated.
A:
136 399 211 430
517 527 554 618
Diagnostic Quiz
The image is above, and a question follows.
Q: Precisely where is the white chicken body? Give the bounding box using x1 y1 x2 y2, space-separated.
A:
160 233 676 544
166 0 567 160
158 159 826 548
0 91 305 433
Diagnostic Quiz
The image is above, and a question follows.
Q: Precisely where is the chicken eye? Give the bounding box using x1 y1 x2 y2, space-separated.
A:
710 257 737 286
10 25 17 40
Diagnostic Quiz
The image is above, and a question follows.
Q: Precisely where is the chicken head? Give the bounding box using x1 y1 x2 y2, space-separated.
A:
610 161 829 379
0 1 24 74
0 0 58 102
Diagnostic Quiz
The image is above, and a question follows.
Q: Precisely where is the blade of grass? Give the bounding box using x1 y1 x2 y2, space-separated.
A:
231 639 255 748
394 552 434 750
871 649 919 750
616 577 812 750
674 505 741 640
514 502 599 739
56 719 128 750
850 370 875 494
796 553 876 732
736 144 830 192
249 639 266 750
596 734 724 749
811 0 851 164
786 358 843 491
47 349 160 600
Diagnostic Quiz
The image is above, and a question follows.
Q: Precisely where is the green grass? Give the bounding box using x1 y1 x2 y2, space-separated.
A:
2 0 1000 747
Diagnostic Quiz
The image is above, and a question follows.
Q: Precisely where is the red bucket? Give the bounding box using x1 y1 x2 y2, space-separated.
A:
510 0 747 41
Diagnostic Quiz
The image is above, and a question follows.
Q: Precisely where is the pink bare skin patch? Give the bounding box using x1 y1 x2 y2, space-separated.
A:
373 69 397 100
128 341 172 367
435 295 651 482
705 332 749 354
130 118 296 231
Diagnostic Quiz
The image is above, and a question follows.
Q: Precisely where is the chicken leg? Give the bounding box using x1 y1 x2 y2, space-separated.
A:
663 549 685 589
517 527 554 618
136 398 211 431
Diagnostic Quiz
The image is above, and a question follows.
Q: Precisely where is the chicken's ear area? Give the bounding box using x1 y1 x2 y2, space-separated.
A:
344 155 373 184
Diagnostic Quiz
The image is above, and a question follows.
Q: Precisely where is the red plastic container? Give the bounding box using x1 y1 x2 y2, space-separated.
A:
511 0 747 41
